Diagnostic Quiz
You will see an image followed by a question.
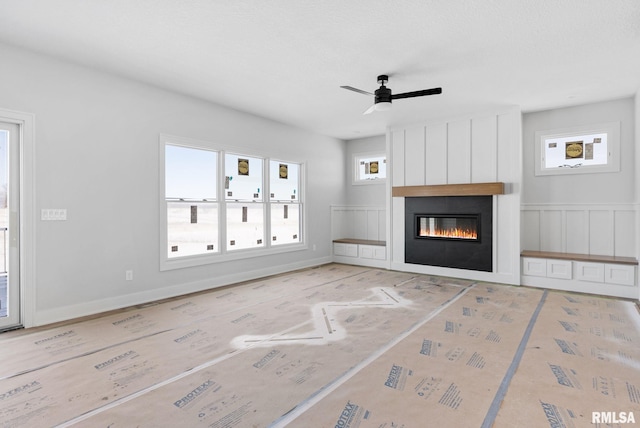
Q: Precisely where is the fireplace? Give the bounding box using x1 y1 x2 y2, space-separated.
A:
405 196 492 272
416 214 480 241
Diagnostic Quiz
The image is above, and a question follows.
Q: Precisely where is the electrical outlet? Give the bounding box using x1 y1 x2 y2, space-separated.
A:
125 270 133 281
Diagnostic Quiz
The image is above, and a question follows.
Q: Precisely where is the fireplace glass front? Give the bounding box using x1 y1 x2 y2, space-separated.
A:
416 214 479 242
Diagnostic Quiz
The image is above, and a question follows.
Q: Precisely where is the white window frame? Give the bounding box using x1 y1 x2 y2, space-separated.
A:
534 122 620 176
268 158 302 247
353 151 387 185
159 134 306 271
224 151 266 251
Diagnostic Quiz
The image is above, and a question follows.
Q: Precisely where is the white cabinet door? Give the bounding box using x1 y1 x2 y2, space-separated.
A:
522 257 546 277
360 245 386 260
575 262 605 283
546 259 572 279
604 264 635 286
334 243 358 257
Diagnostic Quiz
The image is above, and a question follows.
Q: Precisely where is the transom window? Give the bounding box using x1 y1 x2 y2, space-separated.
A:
160 135 304 270
534 122 620 176
353 152 386 184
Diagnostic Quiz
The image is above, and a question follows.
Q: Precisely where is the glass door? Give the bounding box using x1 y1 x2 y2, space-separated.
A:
0 121 20 330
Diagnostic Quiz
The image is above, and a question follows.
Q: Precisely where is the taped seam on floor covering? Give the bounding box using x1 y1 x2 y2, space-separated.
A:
0 266 376 381
56 278 420 426
480 289 549 428
270 282 476 427
55 317 316 427
230 287 414 348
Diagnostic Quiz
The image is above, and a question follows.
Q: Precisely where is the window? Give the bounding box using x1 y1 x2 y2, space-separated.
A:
225 153 265 250
165 144 218 258
160 135 304 270
353 152 386 184
534 122 620 176
269 160 301 246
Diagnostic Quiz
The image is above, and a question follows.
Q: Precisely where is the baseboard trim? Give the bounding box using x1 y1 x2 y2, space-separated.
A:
32 256 333 327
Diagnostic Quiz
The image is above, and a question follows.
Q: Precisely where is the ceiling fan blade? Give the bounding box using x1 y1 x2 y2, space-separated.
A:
392 87 442 100
341 86 374 96
363 104 377 115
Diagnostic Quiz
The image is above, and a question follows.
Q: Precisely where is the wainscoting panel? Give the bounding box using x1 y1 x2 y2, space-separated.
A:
589 210 613 256
521 204 637 258
521 210 540 250
540 210 563 252
565 210 588 254
615 210 636 256
331 206 386 242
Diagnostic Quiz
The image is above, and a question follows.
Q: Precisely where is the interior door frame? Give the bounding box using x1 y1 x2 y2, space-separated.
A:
0 108 35 329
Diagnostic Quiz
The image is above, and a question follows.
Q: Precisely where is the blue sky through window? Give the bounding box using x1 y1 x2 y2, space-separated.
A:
165 145 217 200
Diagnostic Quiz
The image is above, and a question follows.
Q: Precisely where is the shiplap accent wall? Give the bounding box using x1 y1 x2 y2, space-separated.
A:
521 203 637 257
331 205 385 242
389 109 522 285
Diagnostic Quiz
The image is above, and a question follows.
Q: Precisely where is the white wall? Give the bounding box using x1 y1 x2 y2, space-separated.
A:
0 43 347 326
388 108 522 285
522 98 635 204
328 135 387 244
521 98 636 257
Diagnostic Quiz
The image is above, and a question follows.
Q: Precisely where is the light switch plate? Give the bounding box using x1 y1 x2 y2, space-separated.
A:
41 209 67 221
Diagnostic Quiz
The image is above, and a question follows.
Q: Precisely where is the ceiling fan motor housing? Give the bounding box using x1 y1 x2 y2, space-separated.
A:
375 86 392 104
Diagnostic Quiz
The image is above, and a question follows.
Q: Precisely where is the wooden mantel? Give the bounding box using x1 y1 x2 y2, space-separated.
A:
392 182 505 197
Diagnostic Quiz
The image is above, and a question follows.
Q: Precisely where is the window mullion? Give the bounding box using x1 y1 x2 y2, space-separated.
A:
264 158 272 249
219 149 228 255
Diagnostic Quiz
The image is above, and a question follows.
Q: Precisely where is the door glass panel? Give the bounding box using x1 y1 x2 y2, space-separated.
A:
0 121 19 329
0 130 7 319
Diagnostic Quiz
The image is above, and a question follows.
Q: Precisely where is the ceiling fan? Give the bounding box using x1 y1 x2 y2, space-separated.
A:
341 74 442 114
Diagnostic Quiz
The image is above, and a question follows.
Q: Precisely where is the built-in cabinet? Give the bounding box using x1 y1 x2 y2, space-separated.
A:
521 251 637 298
521 99 638 300
331 206 387 268
333 239 386 268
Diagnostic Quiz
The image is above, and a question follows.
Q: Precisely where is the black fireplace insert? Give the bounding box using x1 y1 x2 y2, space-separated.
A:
405 196 492 271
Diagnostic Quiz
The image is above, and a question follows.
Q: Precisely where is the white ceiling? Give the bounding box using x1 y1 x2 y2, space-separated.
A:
1 0 639 140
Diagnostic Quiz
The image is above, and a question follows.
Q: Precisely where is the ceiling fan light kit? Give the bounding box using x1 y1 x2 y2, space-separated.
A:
341 74 442 115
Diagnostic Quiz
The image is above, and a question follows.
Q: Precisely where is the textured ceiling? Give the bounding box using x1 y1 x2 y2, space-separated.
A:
0 0 639 140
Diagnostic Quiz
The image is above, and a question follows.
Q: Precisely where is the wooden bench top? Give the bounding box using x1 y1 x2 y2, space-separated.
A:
333 238 386 246
521 250 638 265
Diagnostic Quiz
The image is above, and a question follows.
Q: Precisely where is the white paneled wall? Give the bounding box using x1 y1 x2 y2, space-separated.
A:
331 206 386 242
447 120 472 184
392 113 511 187
389 109 522 285
424 123 447 184
471 115 498 182
521 204 637 258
